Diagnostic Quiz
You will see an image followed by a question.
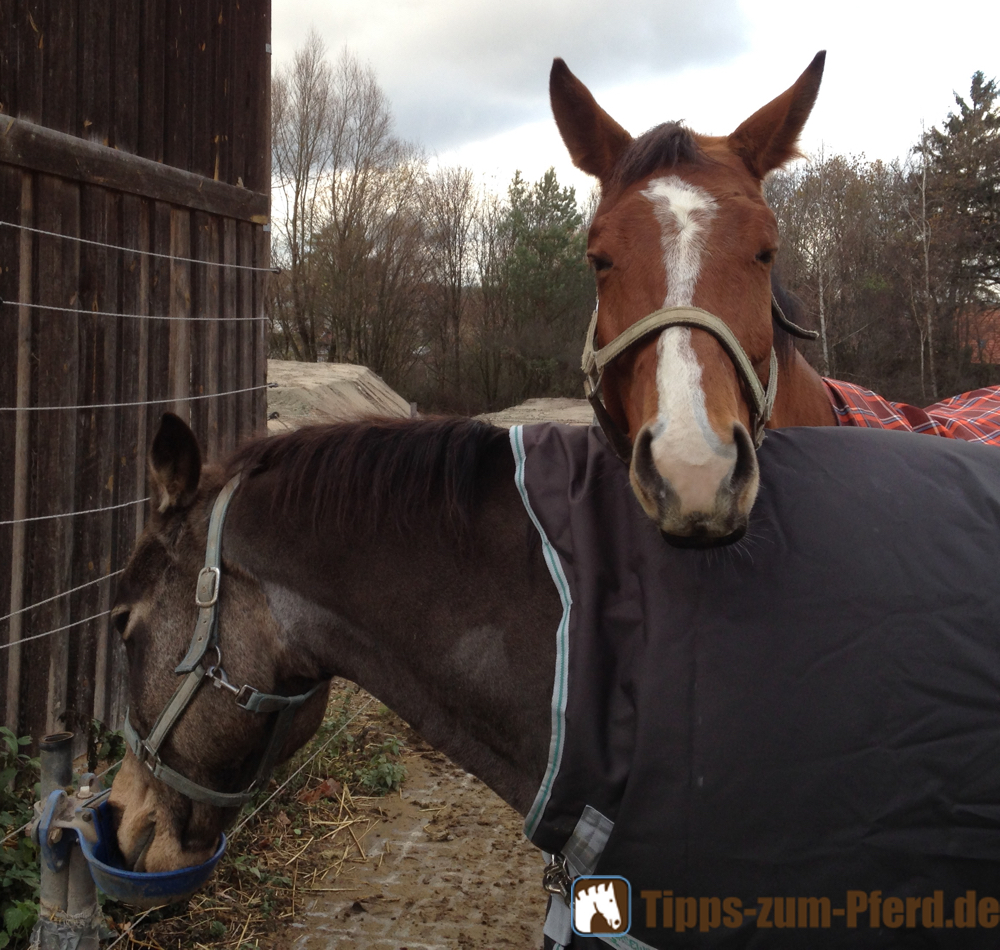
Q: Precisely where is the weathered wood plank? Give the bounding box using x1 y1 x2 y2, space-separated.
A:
138 0 166 164
191 3 214 182
41 1 78 135
78 0 112 144
0 165 20 725
253 224 270 433
168 208 193 421
0 118 270 221
10 2 46 123
111 0 140 153
148 201 172 445
219 217 239 456
71 184 119 731
164 0 193 174
28 174 80 737
106 191 146 727
1 170 32 731
191 212 219 451
229 0 249 192
245 0 270 194
237 221 254 442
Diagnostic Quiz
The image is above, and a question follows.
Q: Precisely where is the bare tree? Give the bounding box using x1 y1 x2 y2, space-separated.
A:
420 165 477 405
314 52 427 386
271 30 335 360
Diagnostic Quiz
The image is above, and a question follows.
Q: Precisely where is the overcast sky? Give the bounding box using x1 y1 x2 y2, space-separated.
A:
271 0 1000 198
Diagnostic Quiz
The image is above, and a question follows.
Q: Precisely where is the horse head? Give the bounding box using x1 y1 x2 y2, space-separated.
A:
551 53 826 545
594 880 622 929
107 414 329 872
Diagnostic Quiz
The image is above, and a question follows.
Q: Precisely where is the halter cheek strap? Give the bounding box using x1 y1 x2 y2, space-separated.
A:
124 474 326 809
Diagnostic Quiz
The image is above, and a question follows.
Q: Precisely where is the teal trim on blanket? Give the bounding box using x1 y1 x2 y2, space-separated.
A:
510 425 572 840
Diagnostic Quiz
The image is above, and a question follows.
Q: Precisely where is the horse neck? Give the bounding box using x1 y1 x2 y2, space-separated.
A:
769 349 836 428
224 456 559 817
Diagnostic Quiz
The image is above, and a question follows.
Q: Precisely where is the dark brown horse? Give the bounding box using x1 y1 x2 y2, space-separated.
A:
551 54 836 545
108 413 559 872
106 413 1000 950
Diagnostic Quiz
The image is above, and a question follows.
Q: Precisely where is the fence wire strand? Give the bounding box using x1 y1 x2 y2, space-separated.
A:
1 297 267 323
0 610 110 652
0 220 280 274
0 568 124 626
0 381 274 413
0 496 147 528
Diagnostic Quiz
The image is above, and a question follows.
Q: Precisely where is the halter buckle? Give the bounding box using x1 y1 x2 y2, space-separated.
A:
195 566 221 608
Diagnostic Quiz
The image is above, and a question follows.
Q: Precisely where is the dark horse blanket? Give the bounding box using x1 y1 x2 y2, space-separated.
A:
512 424 1000 949
823 379 1000 444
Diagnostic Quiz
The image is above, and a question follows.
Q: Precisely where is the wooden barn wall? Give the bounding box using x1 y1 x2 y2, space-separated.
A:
0 1 271 745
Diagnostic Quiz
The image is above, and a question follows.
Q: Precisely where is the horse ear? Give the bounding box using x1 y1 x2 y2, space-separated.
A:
550 58 632 182
728 51 826 179
149 413 202 513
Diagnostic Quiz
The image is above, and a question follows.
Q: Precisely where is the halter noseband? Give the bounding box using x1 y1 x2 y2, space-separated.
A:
581 296 818 463
124 474 325 809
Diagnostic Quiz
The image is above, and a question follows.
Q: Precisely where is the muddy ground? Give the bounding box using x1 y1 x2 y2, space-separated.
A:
286 724 549 950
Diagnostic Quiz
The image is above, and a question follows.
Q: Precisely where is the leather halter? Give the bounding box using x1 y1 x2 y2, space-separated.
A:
581 296 818 463
124 474 325 809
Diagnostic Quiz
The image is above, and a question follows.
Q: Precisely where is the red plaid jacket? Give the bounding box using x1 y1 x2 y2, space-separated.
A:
823 379 1000 445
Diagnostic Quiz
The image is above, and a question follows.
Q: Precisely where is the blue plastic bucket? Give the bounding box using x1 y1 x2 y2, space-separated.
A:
77 801 227 909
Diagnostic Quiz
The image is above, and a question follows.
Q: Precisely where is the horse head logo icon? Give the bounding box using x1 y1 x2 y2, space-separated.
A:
572 876 630 935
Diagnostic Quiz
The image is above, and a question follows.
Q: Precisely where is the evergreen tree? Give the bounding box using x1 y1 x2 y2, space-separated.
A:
920 72 1000 392
503 169 592 399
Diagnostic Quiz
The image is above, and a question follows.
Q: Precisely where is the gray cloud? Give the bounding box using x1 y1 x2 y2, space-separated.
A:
273 0 750 150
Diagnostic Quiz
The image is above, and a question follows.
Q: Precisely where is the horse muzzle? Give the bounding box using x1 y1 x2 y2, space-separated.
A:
629 421 759 546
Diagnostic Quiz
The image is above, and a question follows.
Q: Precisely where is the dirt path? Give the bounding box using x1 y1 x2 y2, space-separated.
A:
288 734 548 949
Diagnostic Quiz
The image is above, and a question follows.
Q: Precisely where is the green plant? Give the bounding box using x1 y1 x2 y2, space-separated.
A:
87 719 125 781
0 728 40 949
357 736 406 794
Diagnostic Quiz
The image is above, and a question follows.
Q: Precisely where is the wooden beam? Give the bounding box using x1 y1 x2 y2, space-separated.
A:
0 116 268 223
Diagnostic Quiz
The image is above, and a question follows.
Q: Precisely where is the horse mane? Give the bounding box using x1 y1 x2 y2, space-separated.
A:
609 123 704 190
226 417 509 538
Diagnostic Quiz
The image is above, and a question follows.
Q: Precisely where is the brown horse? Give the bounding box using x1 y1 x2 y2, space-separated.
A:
107 413 559 873
551 53 836 546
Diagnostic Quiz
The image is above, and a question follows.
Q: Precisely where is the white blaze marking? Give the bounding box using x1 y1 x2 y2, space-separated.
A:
641 176 734 513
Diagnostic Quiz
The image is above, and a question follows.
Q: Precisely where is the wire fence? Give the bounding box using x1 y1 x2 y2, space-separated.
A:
0 381 275 413
0 220 280 274
0 298 268 323
2 206 270 750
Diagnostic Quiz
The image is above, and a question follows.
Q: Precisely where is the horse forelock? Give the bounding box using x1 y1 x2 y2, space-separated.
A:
608 122 704 192
225 418 509 538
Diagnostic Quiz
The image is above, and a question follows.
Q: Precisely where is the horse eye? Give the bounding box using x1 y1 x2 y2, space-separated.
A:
756 249 776 265
112 608 131 638
588 255 613 273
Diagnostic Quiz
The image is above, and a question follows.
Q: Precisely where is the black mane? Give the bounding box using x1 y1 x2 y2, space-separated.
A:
227 417 509 537
610 123 704 190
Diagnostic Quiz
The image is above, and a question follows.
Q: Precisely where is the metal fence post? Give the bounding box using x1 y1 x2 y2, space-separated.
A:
30 732 102 950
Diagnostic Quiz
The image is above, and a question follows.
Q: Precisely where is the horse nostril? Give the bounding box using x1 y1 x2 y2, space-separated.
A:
729 422 758 496
631 427 658 488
